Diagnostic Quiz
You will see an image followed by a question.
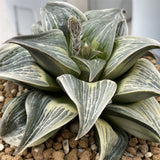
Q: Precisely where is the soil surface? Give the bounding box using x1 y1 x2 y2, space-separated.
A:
0 56 160 160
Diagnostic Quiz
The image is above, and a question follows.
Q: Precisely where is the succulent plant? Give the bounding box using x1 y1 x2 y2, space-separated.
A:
1 1 160 159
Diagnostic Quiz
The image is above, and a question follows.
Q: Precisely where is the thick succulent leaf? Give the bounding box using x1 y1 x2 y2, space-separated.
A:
104 97 160 142
15 91 77 154
6 30 80 77
0 44 60 91
72 56 106 82
57 74 117 139
85 8 128 36
114 58 160 103
95 119 128 160
40 1 87 44
0 92 28 146
101 36 160 80
82 9 127 60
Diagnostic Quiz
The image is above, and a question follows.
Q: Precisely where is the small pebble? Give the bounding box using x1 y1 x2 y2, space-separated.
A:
145 152 153 158
0 143 4 151
0 96 4 102
63 139 69 154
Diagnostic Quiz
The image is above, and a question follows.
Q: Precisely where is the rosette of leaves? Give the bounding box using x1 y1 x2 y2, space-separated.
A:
1 2 160 159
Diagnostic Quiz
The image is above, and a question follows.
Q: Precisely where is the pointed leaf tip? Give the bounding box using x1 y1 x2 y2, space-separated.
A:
57 74 117 139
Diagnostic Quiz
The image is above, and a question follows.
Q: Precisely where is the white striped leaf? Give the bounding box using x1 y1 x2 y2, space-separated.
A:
0 92 28 146
57 74 117 139
15 91 77 154
7 30 80 77
95 119 128 160
72 56 106 82
0 44 60 91
85 8 128 36
104 97 160 142
101 36 160 80
40 1 87 44
82 9 126 60
114 58 160 103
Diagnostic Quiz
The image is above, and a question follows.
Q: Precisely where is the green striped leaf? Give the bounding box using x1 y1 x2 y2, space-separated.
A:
40 1 87 44
101 36 160 80
0 92 28 146
7 30 80 77
95 119 128 160
57 74 117 139
15 91 77 154
72 56 106 82
114 58 160 103
104 97 160 142
82 9 127 60
85 8 128 36
0 44 60 91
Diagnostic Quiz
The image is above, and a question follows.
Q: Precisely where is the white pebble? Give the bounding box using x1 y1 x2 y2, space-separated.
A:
91 144 97 151
0 96 4 102
63 139 69 154
145 152 153 158
0 144 4 151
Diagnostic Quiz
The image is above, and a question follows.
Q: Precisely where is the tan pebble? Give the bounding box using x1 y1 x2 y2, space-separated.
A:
136 151 144 158
1 155 13 160
148 142 159 147
95 153 100 160
0 96 4 102
31 144 45 160
78 137 88 148
65 148 78 160
156 96 160 102
91 144 97 151
3 82 7 87
80 150 92 160
18 85 24 92
63 139 69 154
151 59 156 64
138 138 146 144
5 147 14 155
69 137 78 148
144 158 152 160
43 148 54 159
56 135 63 143
45 139 53 148
5 92 13 98
24 159 34 160
152 154 160 160
0 91 3 96
16 92 22 97
12 155 23 160
0 151 5 157
0 84 4 91
20 148 28 156
0 143 4 151
145 152 153 158
127 147 137 155
133 157 142 160
11 89 18 96
4 97 12 104
25 153 33 159
139 144 149 154
52 150 64 160
23 88 28 93
150 146 160 154
53 142 62 150
61 129 72 139
121 156 132 160
129 137 138 146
